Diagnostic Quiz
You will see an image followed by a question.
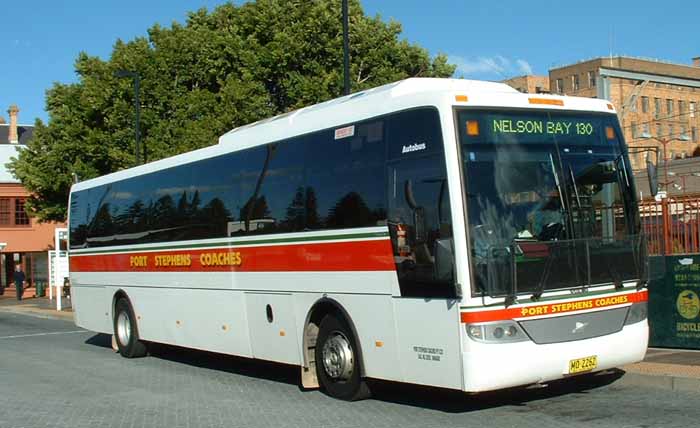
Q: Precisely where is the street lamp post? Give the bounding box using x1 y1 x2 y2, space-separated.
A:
644 136 680 193
0 243 5 294
114 70 143 165
342 0 350 96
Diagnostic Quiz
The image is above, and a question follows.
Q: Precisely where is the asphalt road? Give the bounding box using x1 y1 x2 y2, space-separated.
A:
0 311 697 428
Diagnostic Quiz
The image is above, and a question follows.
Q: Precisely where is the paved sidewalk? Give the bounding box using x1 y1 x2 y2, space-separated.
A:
0 293 73 321
620 347 700 392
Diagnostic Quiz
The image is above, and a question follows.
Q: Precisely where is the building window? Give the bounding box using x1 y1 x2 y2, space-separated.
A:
693 127 698 142
0 199 10 225
679 100 686 115
631 122 637 138
667 99 673 115
588 71 596 87
0 197 30 227
641 96 649 113
642 123 650 137
555 78 563 94
690 102 696 118
654 97 661 118
656 123 662 137
572 75 580 91
668 124 675 139
14 199 29 225
680 125 688 140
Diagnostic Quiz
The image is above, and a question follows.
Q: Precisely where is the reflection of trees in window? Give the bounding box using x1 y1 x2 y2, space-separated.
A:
326 192 384 228
113 200 146 235
240 196 271 223
284 186 321 231
305 187 321 229
243 144 277 232
197 197 232 237
285 187 306 231
176 190 201 226
152 195 176 228
92 203 115 238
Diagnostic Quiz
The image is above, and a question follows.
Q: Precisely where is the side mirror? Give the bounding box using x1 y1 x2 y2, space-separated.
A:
646 156 658 197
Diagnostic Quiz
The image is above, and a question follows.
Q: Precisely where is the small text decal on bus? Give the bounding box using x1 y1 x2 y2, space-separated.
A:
334 125 355 140
401 142 427 154
413 346 444 362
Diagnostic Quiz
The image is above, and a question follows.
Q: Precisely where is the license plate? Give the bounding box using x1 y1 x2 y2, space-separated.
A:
568 356 598 374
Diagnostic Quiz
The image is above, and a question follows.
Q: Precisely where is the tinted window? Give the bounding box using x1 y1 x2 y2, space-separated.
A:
235 142 306 235
70 108 447 253
385 109 455 298
305 121 386 230
387 108 443 160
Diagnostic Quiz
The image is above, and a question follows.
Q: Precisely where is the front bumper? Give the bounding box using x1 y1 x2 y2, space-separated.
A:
461 320 648 392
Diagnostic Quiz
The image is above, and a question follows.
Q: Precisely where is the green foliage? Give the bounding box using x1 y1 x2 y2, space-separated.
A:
9 0 455 222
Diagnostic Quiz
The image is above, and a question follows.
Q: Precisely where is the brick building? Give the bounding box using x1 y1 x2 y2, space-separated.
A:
549 56 700 170
0 105 65 292
502 75 550 94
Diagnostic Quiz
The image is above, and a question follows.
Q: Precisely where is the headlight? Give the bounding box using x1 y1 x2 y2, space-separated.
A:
624 302 648 325
465 320 530 343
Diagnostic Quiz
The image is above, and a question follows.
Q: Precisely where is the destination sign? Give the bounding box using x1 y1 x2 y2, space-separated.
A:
459 111 619 146
492 119 595 136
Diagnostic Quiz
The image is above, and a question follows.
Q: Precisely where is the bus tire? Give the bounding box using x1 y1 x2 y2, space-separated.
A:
314 313 371 401
113 298 147 358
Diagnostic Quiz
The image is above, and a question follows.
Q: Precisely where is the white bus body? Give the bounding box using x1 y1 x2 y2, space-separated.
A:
69 78 648 399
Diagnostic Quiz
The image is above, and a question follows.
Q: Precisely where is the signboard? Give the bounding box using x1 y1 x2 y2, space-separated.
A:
52 228 69 310
649 255 700 349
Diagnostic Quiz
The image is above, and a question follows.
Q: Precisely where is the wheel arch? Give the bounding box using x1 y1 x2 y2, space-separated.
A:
302 297 366 377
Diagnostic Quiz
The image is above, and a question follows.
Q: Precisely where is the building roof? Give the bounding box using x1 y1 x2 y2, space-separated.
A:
551 56 700 81
0 144 23 183
0 123 34 145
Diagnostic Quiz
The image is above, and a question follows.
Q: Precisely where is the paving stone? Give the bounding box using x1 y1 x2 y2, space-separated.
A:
1 311 700 428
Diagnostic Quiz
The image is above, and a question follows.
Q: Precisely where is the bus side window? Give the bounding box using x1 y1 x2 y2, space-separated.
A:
388 158 454 298
386 108 455 298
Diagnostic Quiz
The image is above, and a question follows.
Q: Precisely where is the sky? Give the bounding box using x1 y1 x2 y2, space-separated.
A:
1 0 698 124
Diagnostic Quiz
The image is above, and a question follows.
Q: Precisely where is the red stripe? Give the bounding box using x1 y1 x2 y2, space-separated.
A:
70 239 396 273
460 289 648 323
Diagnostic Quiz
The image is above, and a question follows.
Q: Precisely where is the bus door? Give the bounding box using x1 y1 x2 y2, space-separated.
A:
386 108 462 389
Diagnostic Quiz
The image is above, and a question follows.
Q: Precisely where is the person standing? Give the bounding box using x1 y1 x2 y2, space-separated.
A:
13 264 26 301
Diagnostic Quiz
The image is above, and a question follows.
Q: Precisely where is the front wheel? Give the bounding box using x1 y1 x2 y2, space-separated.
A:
113 298 147 358
314 314 370 401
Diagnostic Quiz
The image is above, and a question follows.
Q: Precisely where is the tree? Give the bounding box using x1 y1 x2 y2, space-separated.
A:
9 0 455 222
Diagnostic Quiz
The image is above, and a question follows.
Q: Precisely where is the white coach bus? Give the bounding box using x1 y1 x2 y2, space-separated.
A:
69 78 649 400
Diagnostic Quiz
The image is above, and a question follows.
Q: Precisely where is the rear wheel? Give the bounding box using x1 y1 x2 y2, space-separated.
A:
113 298 147 358
314 314 370 401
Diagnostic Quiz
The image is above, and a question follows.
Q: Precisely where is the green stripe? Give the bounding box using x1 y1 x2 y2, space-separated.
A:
71 230 389 256
460 285 641 309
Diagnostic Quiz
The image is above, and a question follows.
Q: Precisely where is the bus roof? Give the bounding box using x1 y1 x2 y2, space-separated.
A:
71 78 616 192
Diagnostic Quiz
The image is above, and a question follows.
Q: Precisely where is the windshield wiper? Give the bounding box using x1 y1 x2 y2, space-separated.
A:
531 155 567 300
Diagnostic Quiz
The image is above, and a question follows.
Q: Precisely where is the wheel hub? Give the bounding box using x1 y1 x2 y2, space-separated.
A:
322 331 354 381
116 311 131 346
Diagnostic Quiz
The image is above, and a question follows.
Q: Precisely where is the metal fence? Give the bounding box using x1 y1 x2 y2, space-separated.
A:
639 196 700 255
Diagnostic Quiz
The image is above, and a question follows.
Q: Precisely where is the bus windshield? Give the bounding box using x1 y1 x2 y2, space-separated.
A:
458 109 644 298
